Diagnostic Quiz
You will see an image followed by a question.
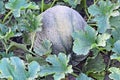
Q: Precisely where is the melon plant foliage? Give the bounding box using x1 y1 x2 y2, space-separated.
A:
5 0 39 17
88 0 119 33
76 73 93 80
109 67 120 80
39 53 73 80
0 57 40 80
1 0 120 80
72 25 97 55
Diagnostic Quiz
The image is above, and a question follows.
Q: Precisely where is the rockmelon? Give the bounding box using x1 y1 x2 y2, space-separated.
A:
34 5 86 54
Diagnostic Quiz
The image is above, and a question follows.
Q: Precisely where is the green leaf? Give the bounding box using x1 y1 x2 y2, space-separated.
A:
90 48 99 58
118 0 120 3
112 27 120 42
0 1 5 14
84 53 106 73
4 28 14 41
39 53 73 80
0 25 14 41
5 0 29 17
72 25 97 55
110 16 120 43
109 67 120 80
27 2 39 10
16 10 42 33
76 73 93 80
5 0 28 9
25 10 42 32
8 41 28 53
88 0 119 33
27 61 40 79
63 0 81 8
110 16 120 28
87 72 105 80
97 33 111 47
0 24 9 37
0 52 14 58
34 40 52 56
26 54 47 66
0 57 40 80
105 37 115 51
11 25 23 37
111 40 120 61
13 9 20 17
110 16 120 55
5 0 39 17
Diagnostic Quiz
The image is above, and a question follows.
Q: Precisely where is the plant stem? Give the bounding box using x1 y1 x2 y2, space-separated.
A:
9 41 38 56
96 46 107 54
50 0 56 8
29 31 36 52
2 10 12 23
71 72 78 77
1 40 8 53
106 58 111 70
87 15 92 22
83 0 90 18
88 23 97 26
41 0 44 12
6 45 11 54
94 0 99 5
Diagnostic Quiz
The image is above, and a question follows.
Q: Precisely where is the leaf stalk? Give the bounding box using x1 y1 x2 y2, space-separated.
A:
2 10 12 23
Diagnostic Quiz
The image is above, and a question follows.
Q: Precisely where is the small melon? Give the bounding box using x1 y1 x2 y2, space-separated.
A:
34 5 86 54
